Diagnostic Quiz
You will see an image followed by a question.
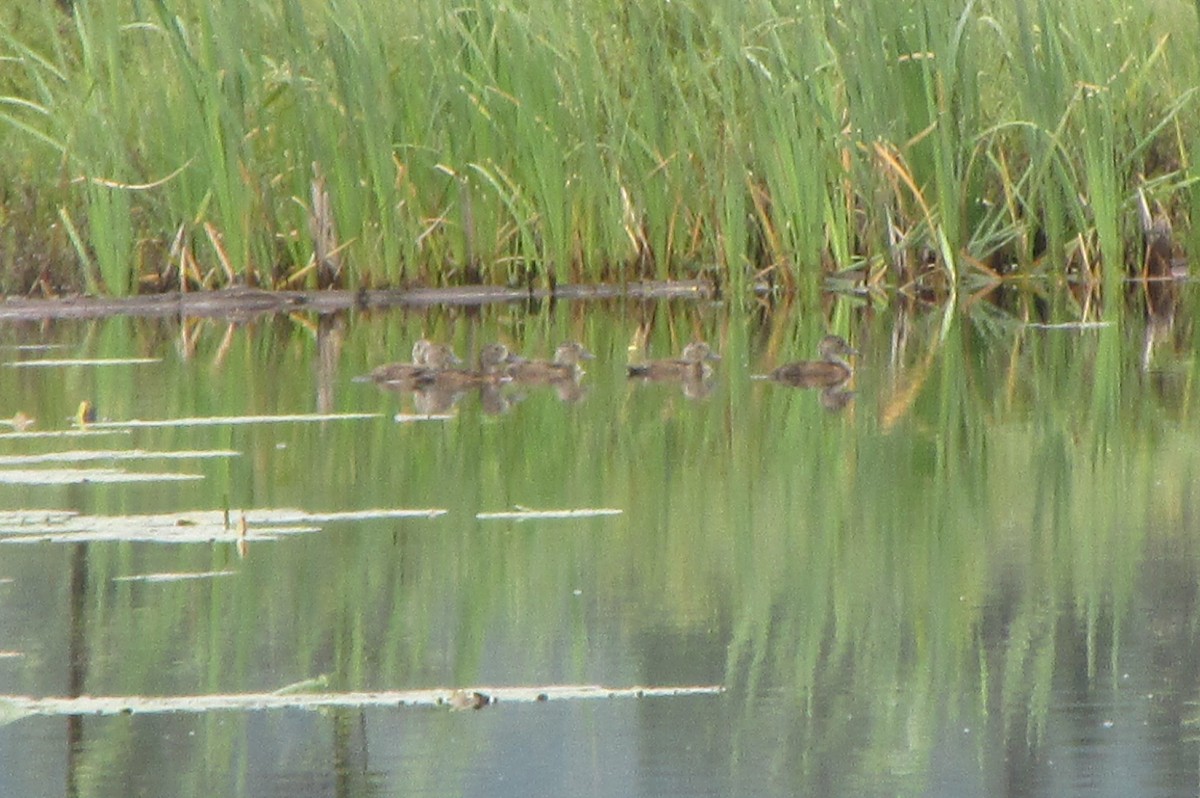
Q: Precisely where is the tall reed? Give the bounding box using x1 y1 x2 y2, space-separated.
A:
0 0 1195 303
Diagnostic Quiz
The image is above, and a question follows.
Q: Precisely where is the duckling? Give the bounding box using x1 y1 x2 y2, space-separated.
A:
760 335 856 388
627 341 720 381
509 341 595 382
419 340 463 369
358 339 461 384
414 343 518 388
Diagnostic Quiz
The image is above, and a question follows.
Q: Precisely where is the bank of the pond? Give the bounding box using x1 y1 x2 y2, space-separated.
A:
1 0 1197 300
0 281 718 321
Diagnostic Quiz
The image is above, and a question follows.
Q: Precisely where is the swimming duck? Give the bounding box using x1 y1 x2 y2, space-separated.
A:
761 335 856 388
414 343 518 388
627 341 720 381
509 341 595 382
358 339 461 383
419 340 463 369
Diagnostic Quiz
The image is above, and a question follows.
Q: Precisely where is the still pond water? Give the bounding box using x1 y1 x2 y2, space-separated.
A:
1 290 1200 797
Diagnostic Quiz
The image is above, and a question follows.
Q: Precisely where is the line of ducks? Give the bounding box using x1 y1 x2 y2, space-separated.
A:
356 335 858 402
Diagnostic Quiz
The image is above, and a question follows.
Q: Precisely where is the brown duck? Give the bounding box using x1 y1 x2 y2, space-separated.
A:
509 341 595 382
413 343 519 388
627 341 720 381
358 339 462 383
759 335 856 388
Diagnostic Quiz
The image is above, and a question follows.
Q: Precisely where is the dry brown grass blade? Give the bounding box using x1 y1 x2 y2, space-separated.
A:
1137 186 1175 279
873 141 936 233
203 222 237 284
309 167 342 289
746 178 796 293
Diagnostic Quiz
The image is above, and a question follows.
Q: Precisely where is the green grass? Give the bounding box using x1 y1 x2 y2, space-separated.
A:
0 0 1197 303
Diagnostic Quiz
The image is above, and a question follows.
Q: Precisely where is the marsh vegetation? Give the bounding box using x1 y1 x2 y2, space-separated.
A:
1 0 1196 307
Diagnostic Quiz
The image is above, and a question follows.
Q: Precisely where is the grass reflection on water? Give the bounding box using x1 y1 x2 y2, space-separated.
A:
0 294 1198 795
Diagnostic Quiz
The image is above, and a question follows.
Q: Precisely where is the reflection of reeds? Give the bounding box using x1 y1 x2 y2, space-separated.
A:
4 303 1200 790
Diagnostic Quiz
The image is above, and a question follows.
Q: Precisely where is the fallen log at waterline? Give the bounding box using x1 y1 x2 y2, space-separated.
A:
0 281 715 321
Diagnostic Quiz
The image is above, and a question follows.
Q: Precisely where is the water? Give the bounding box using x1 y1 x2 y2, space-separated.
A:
1 292 1199 797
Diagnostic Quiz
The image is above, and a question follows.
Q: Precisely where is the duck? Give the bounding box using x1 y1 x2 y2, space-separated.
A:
759 335 856 388
627 341 720 381
413 343 519 389
509 341 595 382
358 339 461 384
419 340 464 369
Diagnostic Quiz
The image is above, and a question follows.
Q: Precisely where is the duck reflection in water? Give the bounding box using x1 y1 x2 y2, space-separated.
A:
410 384 464 416
628 341 720 399
818 384 854 412
479 384 524 415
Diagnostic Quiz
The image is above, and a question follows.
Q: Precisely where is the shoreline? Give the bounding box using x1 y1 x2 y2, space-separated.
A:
0 281 717 322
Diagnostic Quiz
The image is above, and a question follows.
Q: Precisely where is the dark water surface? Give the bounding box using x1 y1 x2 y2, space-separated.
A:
1 291 1200 797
